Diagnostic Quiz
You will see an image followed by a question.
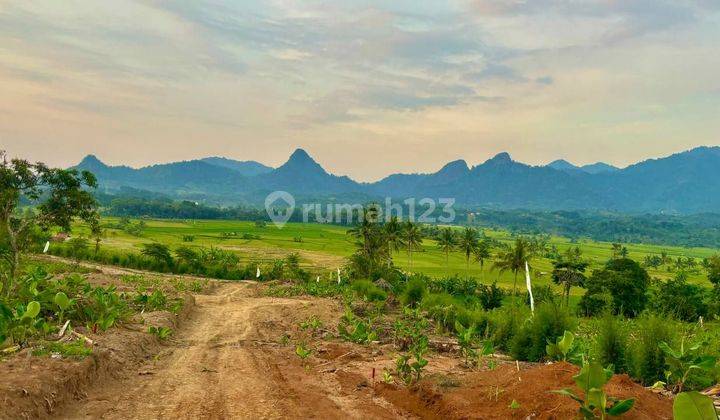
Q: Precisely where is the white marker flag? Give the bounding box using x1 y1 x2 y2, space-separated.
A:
337 268 341 284
43 241 50 254
316 276 320 283
256 267 261 278
525 261 534 314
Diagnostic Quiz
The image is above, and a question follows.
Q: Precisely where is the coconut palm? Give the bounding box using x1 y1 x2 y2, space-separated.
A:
493 237 533 296
458 227 479 274
402 221 423 270
437 227 457 273
474 239 492 279
383 216 405 267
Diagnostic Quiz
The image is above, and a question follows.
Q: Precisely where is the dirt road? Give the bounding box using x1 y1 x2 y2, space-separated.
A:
57 282 404 419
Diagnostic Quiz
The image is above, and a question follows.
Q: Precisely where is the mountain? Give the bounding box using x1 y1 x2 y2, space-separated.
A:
547 159 580 172
546 159 618 174
581 162 618 174
199 157 273 176
74 146 720 213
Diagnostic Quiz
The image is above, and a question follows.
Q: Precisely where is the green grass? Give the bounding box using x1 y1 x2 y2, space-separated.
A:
69 217 718 294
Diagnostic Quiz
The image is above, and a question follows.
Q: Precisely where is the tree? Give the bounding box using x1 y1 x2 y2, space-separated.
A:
580 258 650 317
611 243 628 259
90 219 104 256
383 217 405 268
141 243 174 267
706 255 720 287
474 239 492 279
402 221 423 271
493 237 533 296
458 227 479 274
0 152 98 296
67 236 89 265
436 227 457 272
175 246 202 272
551 246 588 306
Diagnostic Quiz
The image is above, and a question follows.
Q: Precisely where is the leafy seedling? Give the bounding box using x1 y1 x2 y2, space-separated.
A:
672 391 718 420
553 360 635 419
148 326 173 340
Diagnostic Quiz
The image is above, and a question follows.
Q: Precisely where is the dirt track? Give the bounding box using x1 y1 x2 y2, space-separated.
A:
57 282 404 419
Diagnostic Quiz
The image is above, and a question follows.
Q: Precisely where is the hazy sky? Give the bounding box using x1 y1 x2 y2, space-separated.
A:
1 1 719 181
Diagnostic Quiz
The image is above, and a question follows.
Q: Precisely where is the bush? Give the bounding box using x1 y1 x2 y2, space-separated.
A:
487 306 527 352
429 275 477 296
649 273 708 322
400 277 427 308
351 280 387 302
510 302 577 362
578 292 613 317
477 282 504 310
526 284 559 307
631 314 675 385
595 312 628 373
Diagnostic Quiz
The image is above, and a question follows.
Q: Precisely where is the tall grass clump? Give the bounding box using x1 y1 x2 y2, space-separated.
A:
630 314 674 385
594 312 628 373
351 279 387 302
487 305 528 352
511 302 577 362
400 277 427 308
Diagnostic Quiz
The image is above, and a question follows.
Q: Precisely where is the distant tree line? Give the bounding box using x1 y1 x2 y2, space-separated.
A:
102 196 720 248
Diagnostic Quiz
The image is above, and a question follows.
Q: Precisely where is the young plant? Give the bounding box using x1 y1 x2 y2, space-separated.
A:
395 333 429 386
393 307 429 351
299 315 323 332
148 326 173 340
53 292 74 322
553 360 635 419
295 342 312 368
659 339 718 393
338 309 377 344
546 330 582 364
455 321 478 366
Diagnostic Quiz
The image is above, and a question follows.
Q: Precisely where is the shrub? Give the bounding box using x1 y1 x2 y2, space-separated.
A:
429 275 477 296
525 284 559 307
400 277 427 308
477 282 504 310
578 291 613 317
510 302 577 362
649 273 708 322
630 315 674 385
487 306 527 352
351 279 387 302
595 312 629 373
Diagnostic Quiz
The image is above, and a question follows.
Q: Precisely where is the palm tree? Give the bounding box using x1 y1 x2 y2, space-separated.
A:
383 217 405 267
551 246 588 306
402 221 423 270
474 239 492 279
437 227 457 273
458 227 479 274
493 237 533 296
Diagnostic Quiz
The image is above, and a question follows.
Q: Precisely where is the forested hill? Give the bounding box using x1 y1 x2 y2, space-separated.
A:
76 146 720 214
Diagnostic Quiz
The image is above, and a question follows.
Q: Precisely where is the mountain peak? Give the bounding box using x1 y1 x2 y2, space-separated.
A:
487 152 512 164
439 159 469 172
276 148 325 174
77 154 107 169
547 159 578 171
288 148 313 163
580 162 618 174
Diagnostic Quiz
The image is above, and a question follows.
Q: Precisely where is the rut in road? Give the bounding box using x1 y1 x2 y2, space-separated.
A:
59 282 402 419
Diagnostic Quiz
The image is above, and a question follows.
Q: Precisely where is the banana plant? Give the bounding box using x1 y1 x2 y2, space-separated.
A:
673 391 718 420
547 330 582 364
659 340 717 393
553 360 635 419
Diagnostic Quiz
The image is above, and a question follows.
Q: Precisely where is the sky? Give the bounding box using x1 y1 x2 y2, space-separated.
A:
0 0 719 181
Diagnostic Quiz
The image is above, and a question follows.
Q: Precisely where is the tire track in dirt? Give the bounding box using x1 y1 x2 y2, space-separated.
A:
56 282 401 419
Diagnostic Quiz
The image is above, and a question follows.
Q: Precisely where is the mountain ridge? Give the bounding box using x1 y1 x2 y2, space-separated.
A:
74 146 720 214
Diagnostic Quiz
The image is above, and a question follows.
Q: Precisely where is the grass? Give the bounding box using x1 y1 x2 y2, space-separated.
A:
67 217 719 294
